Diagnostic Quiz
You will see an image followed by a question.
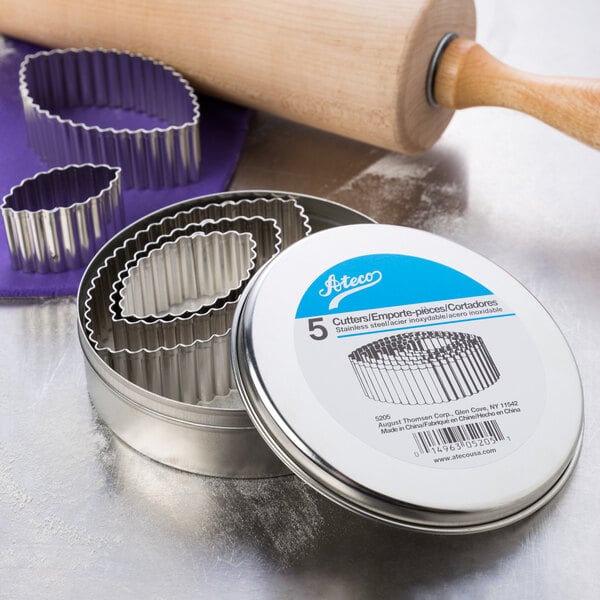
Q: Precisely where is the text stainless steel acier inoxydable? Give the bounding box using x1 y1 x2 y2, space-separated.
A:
77 191 347 477
1 163 123 273
231 223 584 532
19 48 201 188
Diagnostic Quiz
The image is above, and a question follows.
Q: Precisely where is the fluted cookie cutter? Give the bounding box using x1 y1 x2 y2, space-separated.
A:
120 230 257 319
1 163 123 273
110 229 249 405
87 216 280 352
102 195 310 347
110 215 284 325
19 48 201 188
86 217 278 404
84 196 310 404
348 330 500 406
109 302 240 406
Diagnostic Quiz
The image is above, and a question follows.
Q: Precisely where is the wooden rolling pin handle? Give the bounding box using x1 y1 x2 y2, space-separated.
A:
434 37 600 149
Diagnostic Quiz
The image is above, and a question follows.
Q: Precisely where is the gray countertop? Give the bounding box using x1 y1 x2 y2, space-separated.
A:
2 0 600 597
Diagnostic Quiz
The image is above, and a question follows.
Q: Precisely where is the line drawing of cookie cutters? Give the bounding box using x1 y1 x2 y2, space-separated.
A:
84 217 281 404
348 330 500 406
120 229 257 319
1 163 123 273
19 48 201 189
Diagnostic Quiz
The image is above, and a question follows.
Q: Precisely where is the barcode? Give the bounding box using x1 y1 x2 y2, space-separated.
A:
413 419 505 454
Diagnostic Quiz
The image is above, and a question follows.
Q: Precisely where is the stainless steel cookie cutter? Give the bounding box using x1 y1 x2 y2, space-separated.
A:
98 195 310 349
110 215 284 326
85 216 280 404
119 230 257 319
1 163 123 273
87 216 281 353
109 303 240 405
103 194 308 326
83 196 309 405
19 48 201 189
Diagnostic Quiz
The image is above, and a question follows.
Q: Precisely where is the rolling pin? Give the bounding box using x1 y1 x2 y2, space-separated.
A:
1 0 598 153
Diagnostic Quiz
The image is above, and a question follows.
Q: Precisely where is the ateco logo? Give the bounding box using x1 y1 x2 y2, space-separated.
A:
319 270 382 310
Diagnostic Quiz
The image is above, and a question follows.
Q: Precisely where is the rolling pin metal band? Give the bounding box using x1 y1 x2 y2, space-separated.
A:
426 32 458 108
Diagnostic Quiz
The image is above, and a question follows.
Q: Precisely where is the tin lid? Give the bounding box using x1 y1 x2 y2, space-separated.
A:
231 224 583 533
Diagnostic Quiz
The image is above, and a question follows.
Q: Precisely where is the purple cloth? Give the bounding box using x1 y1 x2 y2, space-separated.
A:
0 37 251 297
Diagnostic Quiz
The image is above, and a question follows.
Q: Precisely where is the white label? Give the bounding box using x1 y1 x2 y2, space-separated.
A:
294 253 545 469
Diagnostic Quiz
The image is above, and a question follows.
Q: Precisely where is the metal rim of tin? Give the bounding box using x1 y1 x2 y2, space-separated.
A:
230 224 584 532
77 190 375 477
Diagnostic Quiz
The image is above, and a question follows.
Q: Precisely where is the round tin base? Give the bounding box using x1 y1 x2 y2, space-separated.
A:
77 191 374 478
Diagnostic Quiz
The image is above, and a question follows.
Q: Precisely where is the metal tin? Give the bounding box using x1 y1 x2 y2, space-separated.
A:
231 224 584 532
77 190 374 477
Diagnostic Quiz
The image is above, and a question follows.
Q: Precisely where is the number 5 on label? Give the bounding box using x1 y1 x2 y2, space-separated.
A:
308 317 328 341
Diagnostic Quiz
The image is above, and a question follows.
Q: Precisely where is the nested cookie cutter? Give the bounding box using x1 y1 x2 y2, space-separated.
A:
1 163 123 273
83 195 310 405
19 48 201 189
110 215 284 325
349 330 500 405
86 217 279 404
109 303 239 405
88 216 280 352
102 195 309 343
120 230 257 319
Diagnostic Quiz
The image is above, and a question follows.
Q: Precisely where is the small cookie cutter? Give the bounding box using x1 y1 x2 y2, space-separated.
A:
1 163 123 273
104 195 309 345
90 216 280 352
120 230 257 319
19 48 201 189
111 216 282 325
109 303 239 405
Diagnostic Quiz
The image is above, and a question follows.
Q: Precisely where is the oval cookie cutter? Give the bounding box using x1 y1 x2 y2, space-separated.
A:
120 230 257 319
87 216 281 354
19 48 201 188
1 163 123 273
89 218 278 405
